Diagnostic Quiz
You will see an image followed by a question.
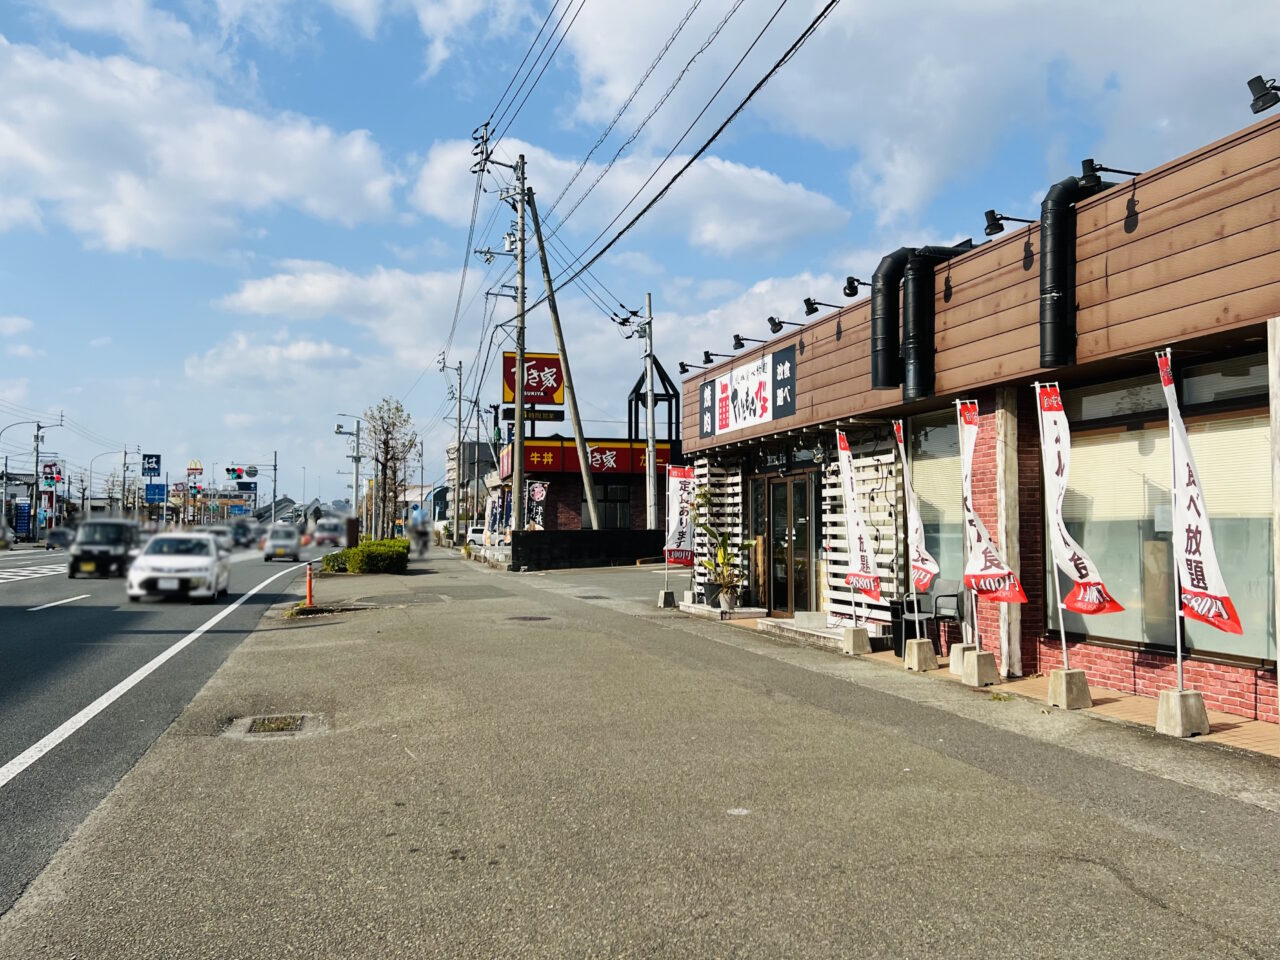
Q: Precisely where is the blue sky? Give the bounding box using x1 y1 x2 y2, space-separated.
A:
1 0 1277 505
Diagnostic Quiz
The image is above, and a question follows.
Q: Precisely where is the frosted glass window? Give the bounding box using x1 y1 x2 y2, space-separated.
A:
910 411 963 584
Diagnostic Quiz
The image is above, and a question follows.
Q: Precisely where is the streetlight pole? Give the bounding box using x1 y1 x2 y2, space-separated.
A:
336 416 365 538
644 291 657 529
0 420 37 531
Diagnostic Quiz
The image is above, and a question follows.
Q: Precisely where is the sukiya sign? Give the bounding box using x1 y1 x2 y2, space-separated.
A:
699 345 797 439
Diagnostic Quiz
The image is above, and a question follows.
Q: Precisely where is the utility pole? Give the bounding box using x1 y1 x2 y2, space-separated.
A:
419 437 425 521
271 451 278 524
644 291 657 530
472 403 481 531
449 360 463 544
512 153 527 534
526 187 600 530
121 448 129 518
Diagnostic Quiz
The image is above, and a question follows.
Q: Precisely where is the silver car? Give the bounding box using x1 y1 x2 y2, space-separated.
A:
262 525 301 562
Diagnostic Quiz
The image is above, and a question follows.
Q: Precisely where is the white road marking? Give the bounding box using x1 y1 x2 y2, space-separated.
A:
27 594 91 612
0 564 66 585
0 561 308 792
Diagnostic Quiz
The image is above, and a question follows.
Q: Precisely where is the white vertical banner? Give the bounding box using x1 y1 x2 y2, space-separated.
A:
892 420 939 592
1036 383 1123 615
664 465 695 566
836 430 883 601
957 400 1027 604
1157 351 1242 634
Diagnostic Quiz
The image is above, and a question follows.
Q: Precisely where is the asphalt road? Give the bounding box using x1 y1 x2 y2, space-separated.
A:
0 543 320 914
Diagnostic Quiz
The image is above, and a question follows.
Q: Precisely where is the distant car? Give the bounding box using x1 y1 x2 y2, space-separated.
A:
45 527 75 550
69 519 140 578
312 518 344 547
466 525 485 546
206 525 235 553
263 525 301 562
127 533 230 602
230 520 255 547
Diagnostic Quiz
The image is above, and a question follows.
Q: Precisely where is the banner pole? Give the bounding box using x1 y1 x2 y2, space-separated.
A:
954 400 974 652
1162 349 1186 692
1034 381 1071 672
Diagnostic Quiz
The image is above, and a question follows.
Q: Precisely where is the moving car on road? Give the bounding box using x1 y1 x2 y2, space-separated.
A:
206 525 235 553
45 527 75 550
126 533 230 602
263 525 301 562
312 517 344 548
68 519 139 578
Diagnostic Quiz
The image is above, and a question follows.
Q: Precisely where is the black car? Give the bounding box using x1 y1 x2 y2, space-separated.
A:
68 519 140 577
45 527 75 550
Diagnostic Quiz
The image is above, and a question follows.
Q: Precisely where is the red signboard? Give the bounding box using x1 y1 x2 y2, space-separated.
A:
499 441 671 479
502 352 565 405
563 442 633 474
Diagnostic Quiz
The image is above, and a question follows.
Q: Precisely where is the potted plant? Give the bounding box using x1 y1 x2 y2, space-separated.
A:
698 522 754 611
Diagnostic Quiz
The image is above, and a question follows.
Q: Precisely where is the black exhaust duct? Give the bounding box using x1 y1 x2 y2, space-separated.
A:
902 243 974 401
870 248 911 389
1039 169 1115 367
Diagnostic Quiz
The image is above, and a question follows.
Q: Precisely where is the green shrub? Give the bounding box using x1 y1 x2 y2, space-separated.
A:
322 548 352 573
347 538 409 575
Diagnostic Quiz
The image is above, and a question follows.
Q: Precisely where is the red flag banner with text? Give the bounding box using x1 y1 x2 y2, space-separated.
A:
664 465 695 566
836 430 884 601
1036 384 1123 614
957 401 1027 603
1157 351 1242 634
892 420 939 592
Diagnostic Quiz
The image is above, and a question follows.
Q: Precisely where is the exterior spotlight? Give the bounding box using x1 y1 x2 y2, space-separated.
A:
983 209 1035 236
767 315 804 335
703 351 731 365
678 361 707 375
1079 158 1141 190
842 276 869 298
1249 75 1280 114
732 334 765 350
803 297 840 316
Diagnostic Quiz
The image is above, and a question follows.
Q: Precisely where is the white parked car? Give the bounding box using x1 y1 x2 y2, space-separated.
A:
466 525 485 546
263 525 301 562
127 533 230 603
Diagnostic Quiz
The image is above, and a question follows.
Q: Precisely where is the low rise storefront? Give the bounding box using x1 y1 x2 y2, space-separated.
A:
682 114 1279 724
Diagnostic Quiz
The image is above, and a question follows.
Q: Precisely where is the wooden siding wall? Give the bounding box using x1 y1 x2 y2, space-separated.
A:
692 458 743 603
683 114 1280 454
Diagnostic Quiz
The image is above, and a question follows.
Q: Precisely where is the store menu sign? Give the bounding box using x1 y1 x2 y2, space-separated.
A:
699 345 797 439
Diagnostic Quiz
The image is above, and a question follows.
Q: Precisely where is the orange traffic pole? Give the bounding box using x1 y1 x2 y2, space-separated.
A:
305 562 314 607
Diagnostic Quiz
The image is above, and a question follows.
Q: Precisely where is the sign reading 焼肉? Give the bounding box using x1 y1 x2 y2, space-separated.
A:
699 345 796 439
664 465 696 566
503 352 565 405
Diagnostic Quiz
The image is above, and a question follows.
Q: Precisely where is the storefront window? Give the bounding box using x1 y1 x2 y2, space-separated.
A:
582 483 631 529
1048 404 1274 663
909 411 963 584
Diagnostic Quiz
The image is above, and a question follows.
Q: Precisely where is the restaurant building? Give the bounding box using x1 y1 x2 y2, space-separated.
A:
682 114 1280 724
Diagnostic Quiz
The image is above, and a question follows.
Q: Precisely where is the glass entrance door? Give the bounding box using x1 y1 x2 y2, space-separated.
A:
768 476 812 615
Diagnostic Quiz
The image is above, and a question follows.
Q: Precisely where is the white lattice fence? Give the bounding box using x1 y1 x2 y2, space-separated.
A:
693 457 743 602
821 430 903 631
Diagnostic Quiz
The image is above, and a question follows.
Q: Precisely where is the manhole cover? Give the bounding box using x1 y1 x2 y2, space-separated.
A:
576 595 609 600
248 715 305 734
506 616 551 622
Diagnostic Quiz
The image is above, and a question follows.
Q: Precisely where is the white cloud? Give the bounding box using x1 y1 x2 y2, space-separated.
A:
412 137 846 258
216 260 466 369
0 35 398 255
0 378 30 404
0 316 34 336
89 335 112 348
35 0 226 75
184 331 358 386
5 343 42 358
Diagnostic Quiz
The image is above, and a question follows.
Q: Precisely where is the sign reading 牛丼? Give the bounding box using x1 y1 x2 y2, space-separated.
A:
699 345 797 439
502 352 565 405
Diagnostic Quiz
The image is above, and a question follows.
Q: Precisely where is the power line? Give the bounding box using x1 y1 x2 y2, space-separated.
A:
543 0 843 308
491 0 591 147
485 0 566 124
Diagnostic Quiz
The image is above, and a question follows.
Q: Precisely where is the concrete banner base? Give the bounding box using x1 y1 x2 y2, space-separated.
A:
948 643 976 676
962 649 999 688
1155 689 1211 738
904 638 937 672
1048 668 1092 710
657 591 676 609
838 626 871 656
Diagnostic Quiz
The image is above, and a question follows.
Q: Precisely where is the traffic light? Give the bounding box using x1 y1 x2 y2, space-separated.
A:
225 466 245 479
54 469 62 483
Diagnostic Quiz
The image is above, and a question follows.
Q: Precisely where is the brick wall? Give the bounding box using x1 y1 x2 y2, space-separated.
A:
967 393 1006 664
530 473 663 532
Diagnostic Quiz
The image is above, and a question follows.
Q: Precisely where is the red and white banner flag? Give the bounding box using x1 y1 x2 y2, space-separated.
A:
664 465 695 566
1157 351 1242 634
957 400 1027 603
1036 384 1123 614
836 430 883 601
892 420 939 592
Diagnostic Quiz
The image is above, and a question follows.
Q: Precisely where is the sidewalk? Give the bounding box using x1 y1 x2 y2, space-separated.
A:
1 552 1277 958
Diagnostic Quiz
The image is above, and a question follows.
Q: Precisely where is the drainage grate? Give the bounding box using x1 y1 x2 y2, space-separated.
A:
506 615 551 622
576 595 609 600
247 715 305 734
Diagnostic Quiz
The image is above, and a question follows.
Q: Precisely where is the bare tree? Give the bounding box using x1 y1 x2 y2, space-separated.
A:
363 397 418 539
